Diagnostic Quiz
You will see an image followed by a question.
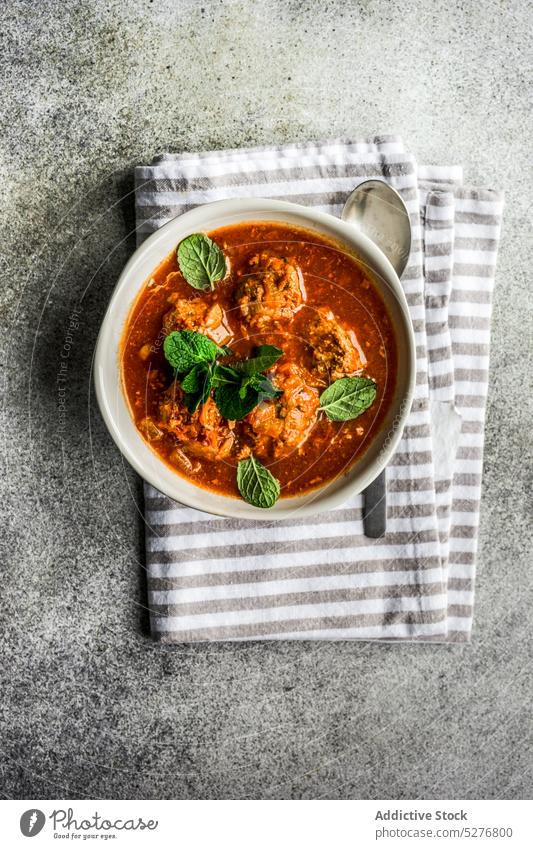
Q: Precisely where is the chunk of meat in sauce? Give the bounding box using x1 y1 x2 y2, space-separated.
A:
162 293 230 344
236 251 304 328
308 307 366 382
158 382 234 461
245 362 319 459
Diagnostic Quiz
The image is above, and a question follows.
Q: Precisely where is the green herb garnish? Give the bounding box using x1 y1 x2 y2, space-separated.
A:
177 233 227 291
163 332 283 419
180 362 215 412
213 345 283 419
215 374 281 420
163 330 228 375
319 376 377 421
163 330 230 412
237 455 280 508
237 345 283 375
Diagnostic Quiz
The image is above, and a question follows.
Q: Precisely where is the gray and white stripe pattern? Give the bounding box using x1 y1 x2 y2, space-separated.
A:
135 137 503 643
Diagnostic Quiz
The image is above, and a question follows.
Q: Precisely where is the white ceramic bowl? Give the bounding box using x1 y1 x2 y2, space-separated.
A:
94 198 415 520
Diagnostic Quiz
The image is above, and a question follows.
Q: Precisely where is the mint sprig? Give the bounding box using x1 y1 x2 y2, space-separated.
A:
214 374 281 420
213 345 283 419
163 333 284 420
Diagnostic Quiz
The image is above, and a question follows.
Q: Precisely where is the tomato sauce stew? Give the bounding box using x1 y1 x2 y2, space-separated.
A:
121 222 398 502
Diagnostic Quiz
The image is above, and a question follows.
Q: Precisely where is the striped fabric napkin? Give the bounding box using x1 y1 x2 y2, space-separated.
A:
134 136 503 643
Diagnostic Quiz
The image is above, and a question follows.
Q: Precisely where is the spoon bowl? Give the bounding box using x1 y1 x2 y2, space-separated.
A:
342 179 411 277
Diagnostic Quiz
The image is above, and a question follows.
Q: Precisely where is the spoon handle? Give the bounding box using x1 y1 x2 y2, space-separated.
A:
363 469 387 538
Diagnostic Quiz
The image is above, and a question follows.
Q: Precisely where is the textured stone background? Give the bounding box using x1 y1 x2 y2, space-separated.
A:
1 0 531 799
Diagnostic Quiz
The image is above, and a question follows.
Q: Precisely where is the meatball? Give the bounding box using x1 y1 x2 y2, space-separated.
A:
308 307 366 382
158 382 234 460
162 295 230 344
245 362 319 459
236 252 304 328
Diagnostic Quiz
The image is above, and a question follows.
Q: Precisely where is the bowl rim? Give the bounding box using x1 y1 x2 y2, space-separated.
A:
94 197 416 520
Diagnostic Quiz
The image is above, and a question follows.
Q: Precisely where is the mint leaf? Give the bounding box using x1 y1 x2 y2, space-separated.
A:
180 363 214 412
177 233 227 291
184 381 212 413
237 455 280 508
214 377 281 420
213 365 282 419
214 382 261 420
163 330 228 375
180 363 207 393
243 373 282 399
210 364 241 387
238 345 283 376
319 376 377 421
255 376 283 400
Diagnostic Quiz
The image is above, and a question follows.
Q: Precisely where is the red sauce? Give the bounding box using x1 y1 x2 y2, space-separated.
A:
121 222 398 499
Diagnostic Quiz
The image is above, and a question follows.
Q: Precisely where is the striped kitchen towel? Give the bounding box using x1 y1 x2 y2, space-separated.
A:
134 137 503 642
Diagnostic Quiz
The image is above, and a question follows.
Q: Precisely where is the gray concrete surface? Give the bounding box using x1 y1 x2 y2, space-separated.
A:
1 0 532 800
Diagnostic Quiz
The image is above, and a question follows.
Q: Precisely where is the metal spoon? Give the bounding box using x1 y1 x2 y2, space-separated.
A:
341 179 412 538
